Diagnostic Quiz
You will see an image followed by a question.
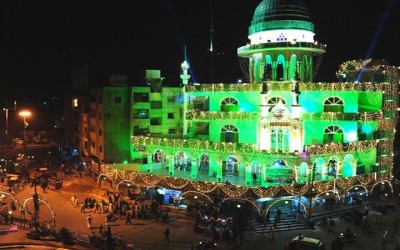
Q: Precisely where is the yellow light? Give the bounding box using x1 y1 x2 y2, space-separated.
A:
19 110 31 118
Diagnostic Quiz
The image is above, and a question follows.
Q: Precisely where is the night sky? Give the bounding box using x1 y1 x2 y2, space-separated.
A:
0 0 399 97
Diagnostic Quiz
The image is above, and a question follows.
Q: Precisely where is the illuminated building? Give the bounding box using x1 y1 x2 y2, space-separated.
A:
70 0 399 212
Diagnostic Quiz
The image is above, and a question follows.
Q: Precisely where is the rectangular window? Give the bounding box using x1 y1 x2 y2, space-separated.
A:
150 117 161 125
133 93 149 102
168 113 174 119
99 129 102 136
150 101 162 109
99 145 102 153
115 96 122 103
133 126 150 136
195 122 209 135
193 97 209 111
132 109 149 119
169 128 177 134
168 96 177 103
92 142 95 148
150 82 162 93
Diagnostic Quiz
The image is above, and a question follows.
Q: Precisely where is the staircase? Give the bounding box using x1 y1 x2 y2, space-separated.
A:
247 217 307 234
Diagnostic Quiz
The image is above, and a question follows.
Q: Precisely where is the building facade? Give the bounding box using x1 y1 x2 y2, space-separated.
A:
68 0 399 212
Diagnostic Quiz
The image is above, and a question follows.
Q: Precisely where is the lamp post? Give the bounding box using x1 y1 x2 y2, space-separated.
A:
307 162 317 220
27 178 40 239
19 110 31 142
3 108 9 135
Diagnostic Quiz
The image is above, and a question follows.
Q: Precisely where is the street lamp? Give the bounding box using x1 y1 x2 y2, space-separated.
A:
307 163 317 221
19 110 31 143
3 108 9 135
27 177 41 240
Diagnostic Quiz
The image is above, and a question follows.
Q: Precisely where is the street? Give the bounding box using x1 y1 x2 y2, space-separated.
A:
1 145 400 249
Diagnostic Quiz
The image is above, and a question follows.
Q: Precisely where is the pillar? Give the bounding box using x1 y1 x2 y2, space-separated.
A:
245 164 252 186
169 157 174 176
261 165 267 187
216 160 223 182
191 164 197 180
146 155 152 173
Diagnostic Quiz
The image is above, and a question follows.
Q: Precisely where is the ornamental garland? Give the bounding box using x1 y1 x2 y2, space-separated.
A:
301 112 382 121
336 178 356 190
185 82 391 93
251 186 281 197
219 185 249 198
186 111 260 120
139 173 162 186
99 165 392 199
282 183 311 196
163 177 190 189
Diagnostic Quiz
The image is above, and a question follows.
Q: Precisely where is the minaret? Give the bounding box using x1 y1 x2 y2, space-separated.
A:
180 46 191 137
259 83 270 150
209 0 214 82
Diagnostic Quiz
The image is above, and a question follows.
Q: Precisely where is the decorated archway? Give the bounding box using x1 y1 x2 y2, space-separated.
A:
0 191 20 218
0 191 20 207
313 190 341 203
265 197 307 216
180 191 213 204
370 180 393 200
221 197 261 216
22 197 56 226
346 185 369 196
97 174 115 189
115 180 140 191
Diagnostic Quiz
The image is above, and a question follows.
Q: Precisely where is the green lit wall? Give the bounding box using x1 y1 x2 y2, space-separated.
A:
299 91 359 113
103 87 131 163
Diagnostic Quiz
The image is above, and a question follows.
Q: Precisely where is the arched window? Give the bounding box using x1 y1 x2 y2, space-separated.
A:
225 156 238 176
267 97 286 105
221 97 239 112
199 153 209 171
153 149 164 163
277 62 284 81
174 151 190 171
220 125 239 143
324 97 344 112
271 129 290 152
324 125 344 144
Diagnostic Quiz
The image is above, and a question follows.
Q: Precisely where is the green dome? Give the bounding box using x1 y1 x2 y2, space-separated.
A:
249 0 314 35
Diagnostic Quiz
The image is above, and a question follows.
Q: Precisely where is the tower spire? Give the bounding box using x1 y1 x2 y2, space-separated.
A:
180 45 190 85
209 0 214 53
209 0 214 83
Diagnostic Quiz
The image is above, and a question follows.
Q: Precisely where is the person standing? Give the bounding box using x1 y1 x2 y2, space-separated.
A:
81 203 86 213
86 214 93 229
125 214 133 225
164 227 170 243
381 236 386 250
105 215 109 226
364 205 369 216
269 226 274 242
327 217 332 232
